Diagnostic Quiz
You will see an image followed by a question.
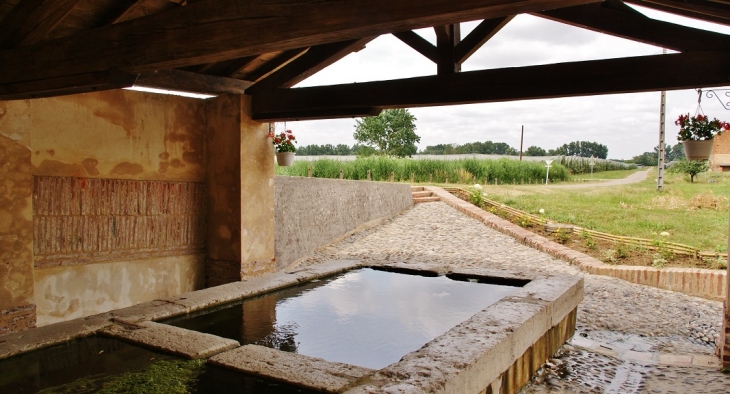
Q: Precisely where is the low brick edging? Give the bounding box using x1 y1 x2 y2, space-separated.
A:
427 186 727 302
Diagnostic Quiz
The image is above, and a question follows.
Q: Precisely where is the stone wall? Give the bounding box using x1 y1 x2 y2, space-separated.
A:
274 177 412 269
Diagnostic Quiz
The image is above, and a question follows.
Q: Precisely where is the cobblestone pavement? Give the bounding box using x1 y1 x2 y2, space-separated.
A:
292 202 728 393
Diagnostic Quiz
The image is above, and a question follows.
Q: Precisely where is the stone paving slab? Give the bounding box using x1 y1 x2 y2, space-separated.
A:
101 321 239 359
211 345 374 393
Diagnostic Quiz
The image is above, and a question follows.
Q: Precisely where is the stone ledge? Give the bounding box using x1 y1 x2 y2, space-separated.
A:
211 345 374 393
428 186 727 302
101 321 239 359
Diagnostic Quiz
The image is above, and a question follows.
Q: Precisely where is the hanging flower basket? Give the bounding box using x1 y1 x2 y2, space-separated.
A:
276 151 296 166
682 139 714 161
675 114 729 161
268 129 297 166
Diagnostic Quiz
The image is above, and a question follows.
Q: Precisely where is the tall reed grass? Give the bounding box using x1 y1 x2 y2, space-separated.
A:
557 156 636 174
276 157 571 184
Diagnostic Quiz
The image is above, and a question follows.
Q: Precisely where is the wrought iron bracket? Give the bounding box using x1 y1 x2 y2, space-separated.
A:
704 89 730 110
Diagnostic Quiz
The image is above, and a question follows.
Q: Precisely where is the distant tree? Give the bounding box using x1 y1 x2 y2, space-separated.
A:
632 151 658 166
666 143 685 162
354 144 377 157
552 141 608 159
354 109 420 157
669 160 708 183
524 146 547 156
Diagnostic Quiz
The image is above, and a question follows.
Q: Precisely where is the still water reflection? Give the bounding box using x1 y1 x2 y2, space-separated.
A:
168 268 519 369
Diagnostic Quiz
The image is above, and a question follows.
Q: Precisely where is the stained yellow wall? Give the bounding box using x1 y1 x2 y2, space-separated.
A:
2 89 275 329
29 90 206 182
0 101 35 333
34 254 205 326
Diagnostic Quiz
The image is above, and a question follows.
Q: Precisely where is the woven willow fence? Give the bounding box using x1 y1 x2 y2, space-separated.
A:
445 187 727 260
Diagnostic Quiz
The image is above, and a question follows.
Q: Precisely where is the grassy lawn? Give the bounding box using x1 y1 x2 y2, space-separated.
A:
459 169 730 253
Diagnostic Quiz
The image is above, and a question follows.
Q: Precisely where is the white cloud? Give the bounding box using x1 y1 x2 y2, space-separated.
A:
287 10 730 159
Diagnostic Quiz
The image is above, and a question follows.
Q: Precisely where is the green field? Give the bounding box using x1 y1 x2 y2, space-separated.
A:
475 169 729 253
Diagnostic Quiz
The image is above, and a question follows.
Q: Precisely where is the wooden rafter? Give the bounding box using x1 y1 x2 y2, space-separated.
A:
101 0 149 25
237 48 308 82
393 31 438 63
538 2 730 52
251 50 730 120
0 71 137 100
0 0 601 87
193 56 260 78
247 37 375 94
0 0 83 49
134 69 253 95
454 16 513 64
625 0 730 26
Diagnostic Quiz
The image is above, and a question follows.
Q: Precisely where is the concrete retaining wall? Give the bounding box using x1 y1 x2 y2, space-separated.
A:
274 176 412 269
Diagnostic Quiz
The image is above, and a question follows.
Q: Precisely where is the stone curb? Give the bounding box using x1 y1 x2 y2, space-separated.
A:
426 186 727 302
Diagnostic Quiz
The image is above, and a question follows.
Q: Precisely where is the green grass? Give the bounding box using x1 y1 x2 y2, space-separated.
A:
479 169 730 252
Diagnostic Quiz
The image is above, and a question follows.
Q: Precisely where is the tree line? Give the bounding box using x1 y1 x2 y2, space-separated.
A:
631 143 685 166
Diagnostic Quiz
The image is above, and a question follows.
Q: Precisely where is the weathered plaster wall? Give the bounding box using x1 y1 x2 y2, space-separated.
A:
274 177 413 269
2 90 210 328
205 94 243 286
29 90 206 182
34 254 205 326
239 96 275 278
205 94 275 285
0 100 36 334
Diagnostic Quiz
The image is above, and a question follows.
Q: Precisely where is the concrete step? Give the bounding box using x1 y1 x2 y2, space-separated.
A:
411 191 433 198
413 196 440 204
410 186 425 192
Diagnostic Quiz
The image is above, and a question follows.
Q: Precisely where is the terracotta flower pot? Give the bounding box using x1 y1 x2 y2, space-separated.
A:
682 139 714 161
276 152 296 166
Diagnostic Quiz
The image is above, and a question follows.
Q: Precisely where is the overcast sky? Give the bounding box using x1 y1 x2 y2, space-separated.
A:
285 5 730 160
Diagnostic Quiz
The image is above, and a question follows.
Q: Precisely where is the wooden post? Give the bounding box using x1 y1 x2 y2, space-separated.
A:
367 170 371 181
513 179 516 185
495 179 498 185
484 178 487 186
390 172 394 182
410 173 414 183
445 176 449 184
308 166 312 177
339 168 343 179
429 174 433 183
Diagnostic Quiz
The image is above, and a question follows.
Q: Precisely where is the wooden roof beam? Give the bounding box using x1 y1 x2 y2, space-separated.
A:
625 0 730 26
0 0 602 87
537 2 730 52
251 50 730 120
393 31 438 63
455 16 513 64
134 69 253 95
0 71 137 100
0 0 84 49
247 37 376 94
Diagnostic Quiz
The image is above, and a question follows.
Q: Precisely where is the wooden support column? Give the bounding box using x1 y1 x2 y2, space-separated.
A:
205 94 275 287
434 24 461 74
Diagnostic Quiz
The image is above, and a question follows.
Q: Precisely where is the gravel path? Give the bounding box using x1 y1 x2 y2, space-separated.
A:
292 202 727 393
546 169 651 189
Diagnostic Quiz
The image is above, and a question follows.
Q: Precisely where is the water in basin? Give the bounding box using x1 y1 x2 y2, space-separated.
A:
166 267 521 369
